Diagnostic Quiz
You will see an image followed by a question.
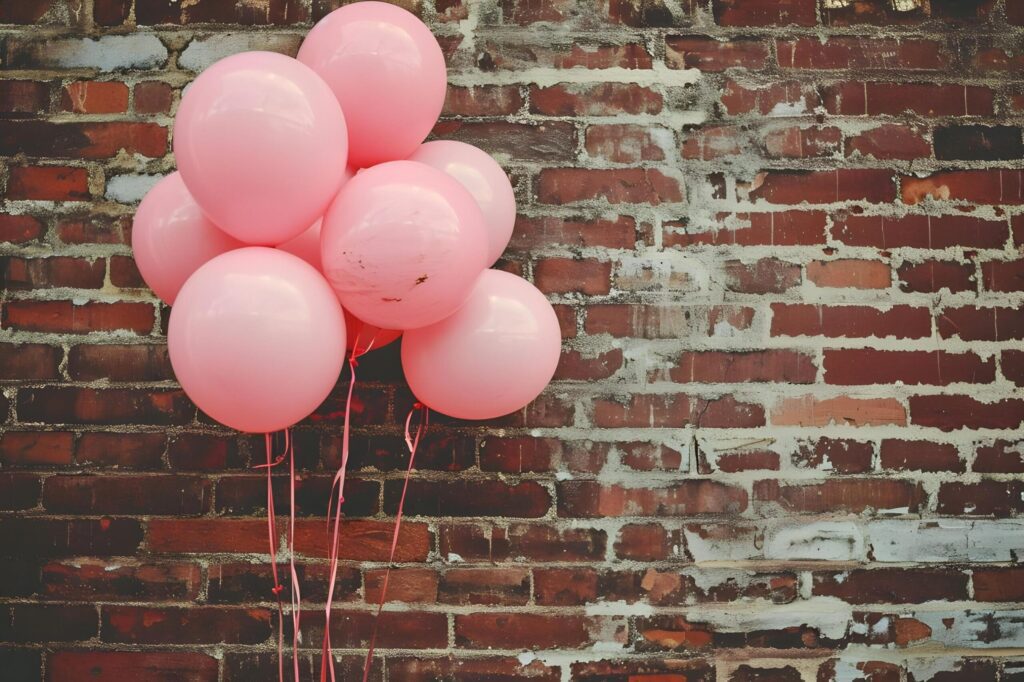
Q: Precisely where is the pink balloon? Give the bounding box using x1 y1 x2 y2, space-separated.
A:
132 172 243 305
343 309 402 353
168 248 346 433
401 270 561 420
174 51 349 246
409 141 516 266
276 219 323 271
320 160 488 330
297 2 446 168
275 169 354 271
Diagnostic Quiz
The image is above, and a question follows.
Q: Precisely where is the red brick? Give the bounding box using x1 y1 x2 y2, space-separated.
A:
133 81 174 114
793 438 873 474
68 343 173 381
808 259 890 289
586 123 668 163
0 121 168 159
0 214 45 243
937 480 1024 515
777 37 947 70
511 215 638 251
593 394 765 428
384 479 550 518
604 0 678 26
498 0 574 24
910 395 1024 431
1003 350 1024 386
147 519 270 554
477 39 653 70
6 166 89 201
748 169 896 204
832 213 1008 249
0 80 50 116
982 259 1024 292
299 609 447 649
898 260 975 293
0 472 41 510
437 568 531 605
935 125 1024 161
0 432 73 466
455 613 594 649
57 214 132 245
824 350 994 386
538 168 682 205
813 569 968 604
102 606 270 644
444 120 571 158
771 303 931 339
17 387 193 425
938 306 1024 341
0 604 97 642
762 125 843 158
771 395 906 427
3 300 154 334
0 518 143 556
903 169 1024 204
61 81 129 114
559 480 748 517
664 350 816 384
0 0 57 23
294 520 431 561
386 657 558 682
845 123 931 160
721 78 819 116
713 0 816 26
666 37 770 71
615 524 678 561
43 475 212 515
0 342 62 380
680 125 744 160
76 432 166 469
47 651 217 682
724 258 801 293
534 258 611 295
973 568 1024 601
531 83 662 116
4 256 105 289
555 347 623 381
822 82 994 116
41 559 201 601
667 211 826 247
974 439 1024 473
880 439 964 472
755 478 925 513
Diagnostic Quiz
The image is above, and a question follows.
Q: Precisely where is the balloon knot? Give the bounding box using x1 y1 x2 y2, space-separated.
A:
271 584 284 595
413 402 424 410
349 356 360 367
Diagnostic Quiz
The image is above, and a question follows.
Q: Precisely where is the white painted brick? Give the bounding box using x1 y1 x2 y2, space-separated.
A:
764 521 865 561
868 520 1024 563
22 35 167 71
179 34 303 72
106 174 165 204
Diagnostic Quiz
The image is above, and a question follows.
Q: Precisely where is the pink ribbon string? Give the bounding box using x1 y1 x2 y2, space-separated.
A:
362 402 428 682
260 430 289 682
320 334 378 682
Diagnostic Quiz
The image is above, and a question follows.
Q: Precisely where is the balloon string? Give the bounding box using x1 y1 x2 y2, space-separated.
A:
288 434 301 682
262 430 289 682
320 335 376 682
362 403 428 682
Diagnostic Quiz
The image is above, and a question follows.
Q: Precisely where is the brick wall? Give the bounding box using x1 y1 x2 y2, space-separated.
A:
2 0 1024 680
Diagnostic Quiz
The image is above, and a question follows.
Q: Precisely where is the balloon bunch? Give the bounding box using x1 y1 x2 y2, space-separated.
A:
131 2 562 679
133 1 562 430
